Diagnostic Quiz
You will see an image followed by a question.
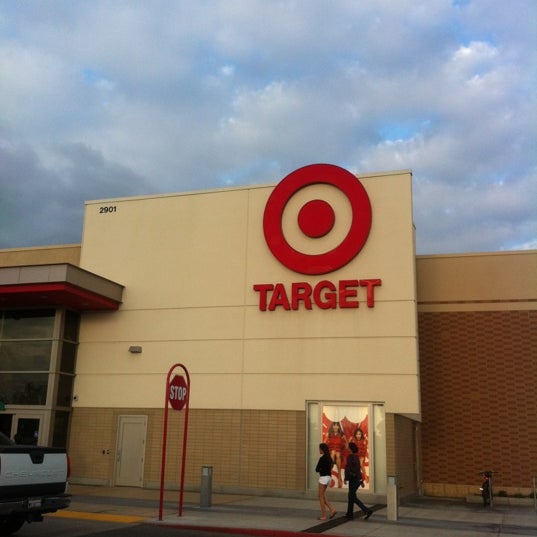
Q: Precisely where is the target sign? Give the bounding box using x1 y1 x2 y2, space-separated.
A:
263 164 372 275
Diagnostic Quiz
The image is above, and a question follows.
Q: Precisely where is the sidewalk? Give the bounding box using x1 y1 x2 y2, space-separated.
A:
65 484 537 537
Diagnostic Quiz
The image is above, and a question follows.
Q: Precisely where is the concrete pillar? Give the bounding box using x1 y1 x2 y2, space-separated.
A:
387 475 398 520
200 466 213 509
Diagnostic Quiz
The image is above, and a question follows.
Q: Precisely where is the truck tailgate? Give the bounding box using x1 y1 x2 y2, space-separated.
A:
0 446 68 498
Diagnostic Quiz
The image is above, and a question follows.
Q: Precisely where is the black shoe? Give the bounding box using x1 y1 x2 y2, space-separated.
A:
364 510 373 520
344 513 353 519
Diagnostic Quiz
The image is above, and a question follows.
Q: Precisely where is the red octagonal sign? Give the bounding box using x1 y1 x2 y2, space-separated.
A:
168 375 188 411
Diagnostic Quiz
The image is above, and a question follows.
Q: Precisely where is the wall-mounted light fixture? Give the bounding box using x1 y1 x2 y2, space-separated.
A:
128 346 142 354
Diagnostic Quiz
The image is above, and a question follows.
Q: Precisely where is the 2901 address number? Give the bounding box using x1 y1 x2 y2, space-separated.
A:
99 206 117 214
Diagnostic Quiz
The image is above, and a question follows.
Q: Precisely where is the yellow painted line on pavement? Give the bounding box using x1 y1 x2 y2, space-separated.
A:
48 510 147 523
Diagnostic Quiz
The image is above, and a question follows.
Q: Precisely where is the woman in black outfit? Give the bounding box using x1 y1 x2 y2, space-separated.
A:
315 443 337 520
344 442 373 520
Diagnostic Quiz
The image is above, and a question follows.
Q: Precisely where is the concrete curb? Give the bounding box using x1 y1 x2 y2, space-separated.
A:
466 494 536 506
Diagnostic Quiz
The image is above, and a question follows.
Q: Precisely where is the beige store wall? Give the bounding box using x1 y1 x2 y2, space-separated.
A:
74 170 420 416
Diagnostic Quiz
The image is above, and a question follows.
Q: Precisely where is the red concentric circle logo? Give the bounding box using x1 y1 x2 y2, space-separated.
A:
263 163 372 275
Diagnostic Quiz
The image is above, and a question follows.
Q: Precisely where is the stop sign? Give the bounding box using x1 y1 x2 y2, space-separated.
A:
168 375 188 411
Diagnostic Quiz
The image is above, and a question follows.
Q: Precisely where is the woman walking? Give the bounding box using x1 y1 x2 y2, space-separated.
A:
315 443 337 520
344 442 372 520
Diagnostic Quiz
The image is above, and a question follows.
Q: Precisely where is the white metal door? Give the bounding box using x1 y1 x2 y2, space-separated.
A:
115 415 147 487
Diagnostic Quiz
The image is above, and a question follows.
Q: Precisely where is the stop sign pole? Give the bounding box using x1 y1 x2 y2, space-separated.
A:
159 363 190 520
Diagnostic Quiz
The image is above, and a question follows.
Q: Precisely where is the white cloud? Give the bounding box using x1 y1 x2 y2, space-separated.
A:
0 0 535 253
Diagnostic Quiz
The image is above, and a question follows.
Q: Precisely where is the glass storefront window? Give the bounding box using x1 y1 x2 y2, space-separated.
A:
322 404 371 490
307 402 321 489
0 341 52 371
63 311 80 342
0 309 55 339
56 374 74 408
0 308 78 446
59 342 77 373
0 373 48 405
307 401 384 493
372 404 386 493
52 411 70 448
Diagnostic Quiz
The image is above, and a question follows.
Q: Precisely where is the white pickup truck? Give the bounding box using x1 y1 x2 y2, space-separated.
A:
0 432 71 535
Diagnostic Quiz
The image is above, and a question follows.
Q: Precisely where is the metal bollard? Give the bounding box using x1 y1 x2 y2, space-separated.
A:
387 475 398 520
200 466 213 509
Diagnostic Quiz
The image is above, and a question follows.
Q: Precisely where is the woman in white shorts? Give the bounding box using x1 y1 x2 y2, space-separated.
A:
315 443 337 520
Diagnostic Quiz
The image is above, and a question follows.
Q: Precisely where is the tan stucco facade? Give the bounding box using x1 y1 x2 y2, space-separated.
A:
0 244 81 267
417 250 536 309
74 170 420 416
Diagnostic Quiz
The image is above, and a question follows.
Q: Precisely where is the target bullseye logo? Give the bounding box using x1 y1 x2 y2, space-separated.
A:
263 164 372 275
297 199 335 238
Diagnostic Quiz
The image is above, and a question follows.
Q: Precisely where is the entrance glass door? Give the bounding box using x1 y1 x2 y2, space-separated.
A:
14 416 41 445
0 414 13 439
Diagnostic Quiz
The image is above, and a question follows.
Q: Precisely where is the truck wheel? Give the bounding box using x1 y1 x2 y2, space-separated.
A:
0 516 25 535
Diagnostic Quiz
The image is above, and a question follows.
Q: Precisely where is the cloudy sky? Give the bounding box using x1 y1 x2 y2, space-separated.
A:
1 0 535 254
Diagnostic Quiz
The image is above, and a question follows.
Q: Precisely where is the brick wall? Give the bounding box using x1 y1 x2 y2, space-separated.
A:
394 414 418 496
68 407 117 483
385 413 419 497
419 310 537 495
69 408 306 490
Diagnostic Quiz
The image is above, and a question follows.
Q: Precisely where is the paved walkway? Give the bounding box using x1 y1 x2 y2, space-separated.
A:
62 484 537 537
